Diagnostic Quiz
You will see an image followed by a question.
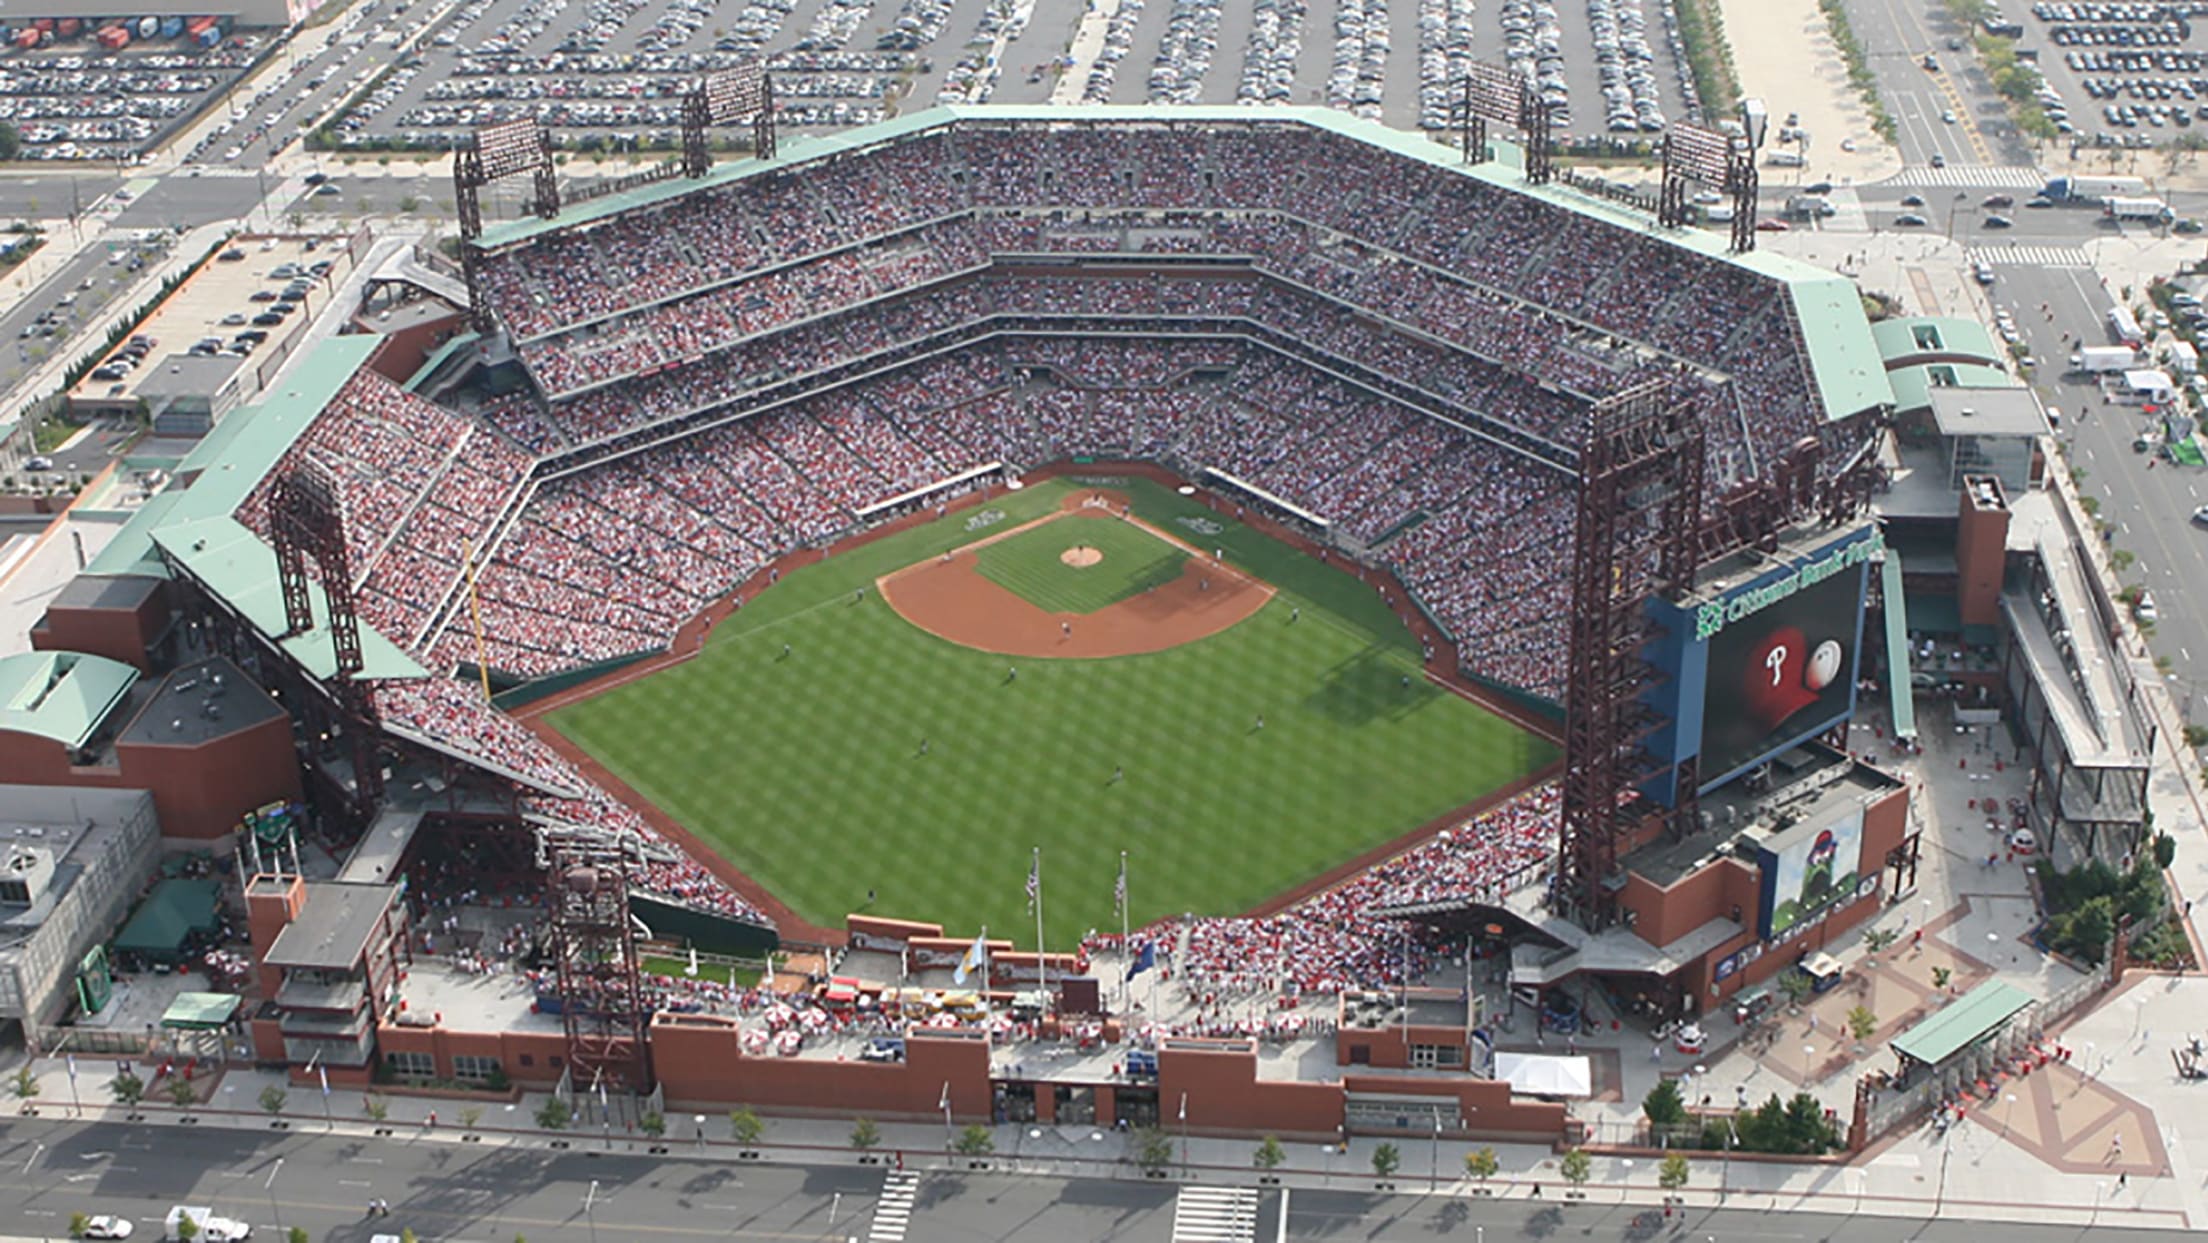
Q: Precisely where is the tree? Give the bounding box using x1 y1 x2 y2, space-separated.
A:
1464 1145 1499 1184
288 1229 311 1243
728 1106 764 1147
0 122 20 163
1659 1151 1691 1195
1132 1126 1173 1173
401 1231 418 1243
953 1123 995 1157
639 1110 666 1138
1560 1146 1593 1190
1846 1005 1879 1042
69 1212 89 1239
166 1076 198 1108
1371 1142 1401 1180
1932 965 1953 991
1862 927 1899 955
534 1097 570 1131
459 1105 483 1131
1253 1134 1285 1170
1642 1078 1687 1127
1778 969 1815 1007
2154 832 2178 870
109 1071 143 1107
851 1117 881 1152
260 1085 288 1117
174 1210 200 1240
11 1066 37 1099
366 1095 391 1122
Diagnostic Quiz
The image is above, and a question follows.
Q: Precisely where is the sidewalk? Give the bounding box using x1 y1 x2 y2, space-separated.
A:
4 1053 2189 1229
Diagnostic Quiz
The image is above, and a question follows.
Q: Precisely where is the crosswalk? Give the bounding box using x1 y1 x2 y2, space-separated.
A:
1967 244 2094 268
1172 1186 1260 1243
868 1170 919 1242
1888 164 2046 189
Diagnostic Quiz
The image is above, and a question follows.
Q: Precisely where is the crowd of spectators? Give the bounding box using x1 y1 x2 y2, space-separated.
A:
235 371 533 652
469 116 1841 499
1082 785 1559 1000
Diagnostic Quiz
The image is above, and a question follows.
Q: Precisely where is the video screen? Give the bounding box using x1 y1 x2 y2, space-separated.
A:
1697 564 1864 788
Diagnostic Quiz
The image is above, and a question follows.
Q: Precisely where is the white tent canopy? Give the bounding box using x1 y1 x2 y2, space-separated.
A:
1493 1051 1593 1098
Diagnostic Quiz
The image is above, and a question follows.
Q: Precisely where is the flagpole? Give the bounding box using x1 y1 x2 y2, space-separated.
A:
1118 851 1131 1012
1032 846 1048 1012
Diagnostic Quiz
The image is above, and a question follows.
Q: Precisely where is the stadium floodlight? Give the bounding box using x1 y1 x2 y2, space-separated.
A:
473 118 551 183
1661 123 1736 189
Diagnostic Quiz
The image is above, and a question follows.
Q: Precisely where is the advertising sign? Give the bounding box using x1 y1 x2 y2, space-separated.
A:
1695 543 1872 790
1757 806 1866 939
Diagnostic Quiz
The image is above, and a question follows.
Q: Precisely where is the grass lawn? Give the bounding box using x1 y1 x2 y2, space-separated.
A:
640 955 763 989
972 515 1186 614
548 474 1555 947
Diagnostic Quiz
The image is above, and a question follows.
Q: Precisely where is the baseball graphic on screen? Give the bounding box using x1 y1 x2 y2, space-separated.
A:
1804 638 1843 692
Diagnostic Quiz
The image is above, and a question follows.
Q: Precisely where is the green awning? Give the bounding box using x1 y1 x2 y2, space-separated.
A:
1882 554 1915 741
1891 980 2033 1068
160 992 241 1030
112 878 223 963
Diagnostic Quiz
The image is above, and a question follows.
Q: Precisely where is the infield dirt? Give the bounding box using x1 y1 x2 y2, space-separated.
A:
877 490 1273 658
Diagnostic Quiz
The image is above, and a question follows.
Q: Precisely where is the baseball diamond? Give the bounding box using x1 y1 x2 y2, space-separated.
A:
544 475 1557 945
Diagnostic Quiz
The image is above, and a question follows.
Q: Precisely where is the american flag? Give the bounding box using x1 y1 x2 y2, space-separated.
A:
1114 855 1127 917
1026 851 1040 913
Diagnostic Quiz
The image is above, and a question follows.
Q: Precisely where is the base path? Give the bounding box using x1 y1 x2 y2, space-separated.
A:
878 493 1273 658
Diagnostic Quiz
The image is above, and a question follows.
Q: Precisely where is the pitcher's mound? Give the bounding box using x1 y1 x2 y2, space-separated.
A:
1060 546 1103 568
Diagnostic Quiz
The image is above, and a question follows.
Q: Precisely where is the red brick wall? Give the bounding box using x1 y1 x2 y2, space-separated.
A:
117 715 302 840
648 1015 995 1119
1333 1022 1470 1070
1157 1042 1344 1140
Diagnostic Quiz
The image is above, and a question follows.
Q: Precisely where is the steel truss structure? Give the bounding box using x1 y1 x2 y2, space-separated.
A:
1556 375 1709 929
1455 62 1554 182
547 834 654 1093
683 63 776 176
1656 121 1759 252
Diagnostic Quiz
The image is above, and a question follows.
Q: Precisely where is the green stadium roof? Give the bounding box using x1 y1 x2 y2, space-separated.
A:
151 515 426 683
1871 316 2003 365
90 334 383 578
471 104 1891 424
1886 363 2019 414
0 650 139 750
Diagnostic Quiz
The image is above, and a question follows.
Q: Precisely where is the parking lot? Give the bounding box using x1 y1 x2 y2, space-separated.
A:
323 0 1705 145
2019 1 2208 152
0 39 263 162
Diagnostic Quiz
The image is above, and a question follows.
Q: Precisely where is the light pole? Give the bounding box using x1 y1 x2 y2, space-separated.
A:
940 1081 953 1151
584 1177 601 1243
1429 1107 1442 1192
265 1157 284 1232
1178 1092 1189 1178
1719 1118 1736 1202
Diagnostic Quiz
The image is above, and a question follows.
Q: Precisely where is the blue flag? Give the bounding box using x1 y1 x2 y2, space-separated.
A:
1125 941 1156 982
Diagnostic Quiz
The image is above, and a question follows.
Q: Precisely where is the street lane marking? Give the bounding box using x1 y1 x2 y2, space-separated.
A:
867 1170 918 1242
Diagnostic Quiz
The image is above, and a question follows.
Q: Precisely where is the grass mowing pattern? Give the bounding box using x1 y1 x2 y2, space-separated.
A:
548 475 1556 946
972 515 1187 614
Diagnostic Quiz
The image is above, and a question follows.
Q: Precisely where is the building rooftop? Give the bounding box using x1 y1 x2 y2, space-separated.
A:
0 650 139 751
47 574 161 614
150 515 426 682
1927 386 2049 439
1629 746 1899 888
134 353 247 406
0 785 155 940
115 656 285 748
264 881 398 971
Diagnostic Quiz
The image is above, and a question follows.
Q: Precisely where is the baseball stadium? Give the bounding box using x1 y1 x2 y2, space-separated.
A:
12 102 1914 1128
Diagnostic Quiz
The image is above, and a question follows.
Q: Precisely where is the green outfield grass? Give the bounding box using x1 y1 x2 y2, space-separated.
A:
973 515 1186 614
547 474 1557 947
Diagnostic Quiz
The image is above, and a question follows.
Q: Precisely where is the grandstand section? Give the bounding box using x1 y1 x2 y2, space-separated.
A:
47 103 1902 1006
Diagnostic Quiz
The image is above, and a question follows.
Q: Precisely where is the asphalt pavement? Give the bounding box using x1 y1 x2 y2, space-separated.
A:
3 1115 2206 1242
1839 0 2021 169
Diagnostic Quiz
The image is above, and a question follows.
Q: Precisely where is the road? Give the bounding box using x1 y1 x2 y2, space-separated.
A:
2 1117 2206 1241
1840 0 2018 170
1970 258 2208 720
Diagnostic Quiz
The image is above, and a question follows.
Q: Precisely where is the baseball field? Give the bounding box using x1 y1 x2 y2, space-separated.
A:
546 474 1557 947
